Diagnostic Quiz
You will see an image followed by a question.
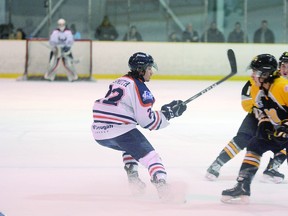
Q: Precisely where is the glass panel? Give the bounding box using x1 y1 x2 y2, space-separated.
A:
0 0 286 43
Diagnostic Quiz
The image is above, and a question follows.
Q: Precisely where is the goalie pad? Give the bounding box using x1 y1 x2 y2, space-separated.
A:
52 46 62 58
44 50 61 81
44 46 78 82
63 54 78 82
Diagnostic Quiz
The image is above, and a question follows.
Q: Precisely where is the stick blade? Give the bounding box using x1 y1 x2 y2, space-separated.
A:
227 49 237 74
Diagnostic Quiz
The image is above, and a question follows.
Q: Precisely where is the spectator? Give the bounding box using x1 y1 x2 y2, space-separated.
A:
15 28 26 40
123 25 143 41
253 20 275 43
0 23 14 39
70 24 81 39
95 15 118 41
182 23 199 42
201 22 225 43
227 22 247 43
168 32 180 42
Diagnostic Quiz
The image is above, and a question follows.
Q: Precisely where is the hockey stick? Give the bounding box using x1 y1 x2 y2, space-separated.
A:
183 49 237 105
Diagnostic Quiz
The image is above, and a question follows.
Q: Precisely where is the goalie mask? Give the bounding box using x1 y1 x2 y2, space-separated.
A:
57 18 66 32
128 52 158 79
249 54 278 83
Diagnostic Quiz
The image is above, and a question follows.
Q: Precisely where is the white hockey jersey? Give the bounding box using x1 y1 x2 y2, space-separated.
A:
91 75 170 140
49 28 74 48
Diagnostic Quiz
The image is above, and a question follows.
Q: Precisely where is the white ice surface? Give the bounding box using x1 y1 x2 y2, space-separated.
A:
0 79 287 216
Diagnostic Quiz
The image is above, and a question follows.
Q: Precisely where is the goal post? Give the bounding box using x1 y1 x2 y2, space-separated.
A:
22 38 92 81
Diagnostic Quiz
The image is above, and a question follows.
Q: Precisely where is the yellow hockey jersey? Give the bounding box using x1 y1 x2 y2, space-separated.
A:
254 77 288 124
241 78 260 113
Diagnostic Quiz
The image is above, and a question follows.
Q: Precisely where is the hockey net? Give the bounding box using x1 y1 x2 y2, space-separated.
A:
22 38 92 81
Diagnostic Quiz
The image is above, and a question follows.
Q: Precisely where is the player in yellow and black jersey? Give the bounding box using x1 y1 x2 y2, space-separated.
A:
206 52 288 183
221 54 288 204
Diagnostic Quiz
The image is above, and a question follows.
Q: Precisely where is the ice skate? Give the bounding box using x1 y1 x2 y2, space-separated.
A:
261 158 285 184
124 165 146 195
205 161 221 181
66 67 78 82
44 71 56 81
151 178 173 202
67 73 78 82
262 168 285 184
221 179 250 204
152 179 188 203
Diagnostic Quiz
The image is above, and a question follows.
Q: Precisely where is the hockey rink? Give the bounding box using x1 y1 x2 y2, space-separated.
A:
0 78 287 216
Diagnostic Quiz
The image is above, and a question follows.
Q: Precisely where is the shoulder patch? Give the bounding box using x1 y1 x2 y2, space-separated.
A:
142 90 153 102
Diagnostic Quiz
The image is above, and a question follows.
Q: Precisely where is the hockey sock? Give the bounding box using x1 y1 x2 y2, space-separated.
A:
139 150 167 181
122 152 138 170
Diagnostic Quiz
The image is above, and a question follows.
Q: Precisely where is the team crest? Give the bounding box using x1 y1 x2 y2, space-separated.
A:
255 100 263 108
58 35 67 42
142 90 153 101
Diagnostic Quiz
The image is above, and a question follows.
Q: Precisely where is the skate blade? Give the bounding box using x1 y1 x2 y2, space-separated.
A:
44 73 55 81
260 174 284 184
205 173 218 181
221 195 249 204
159 181 188 204
129 183 146 196
67 74 78 82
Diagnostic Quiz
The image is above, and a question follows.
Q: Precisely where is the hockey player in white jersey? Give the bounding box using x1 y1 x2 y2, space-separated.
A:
44 18 78 82
91 52 187 200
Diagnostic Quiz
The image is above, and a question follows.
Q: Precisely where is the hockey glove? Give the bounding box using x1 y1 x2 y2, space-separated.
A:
161 100 187 121
62 46 71 56
256 120 274 140
62 46 70 52
252 106 266 121
267 119 288 141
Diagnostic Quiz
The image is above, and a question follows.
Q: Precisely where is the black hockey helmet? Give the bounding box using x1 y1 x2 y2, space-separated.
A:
128 52 156 76
249 54 278 82
279 51 288 67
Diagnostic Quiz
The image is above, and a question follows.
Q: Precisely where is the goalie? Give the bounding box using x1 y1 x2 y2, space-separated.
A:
44 18 78 82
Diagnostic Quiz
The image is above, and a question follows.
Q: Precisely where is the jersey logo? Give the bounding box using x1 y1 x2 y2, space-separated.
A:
142 90 153 102
58 34 67 42
255 100 263 108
